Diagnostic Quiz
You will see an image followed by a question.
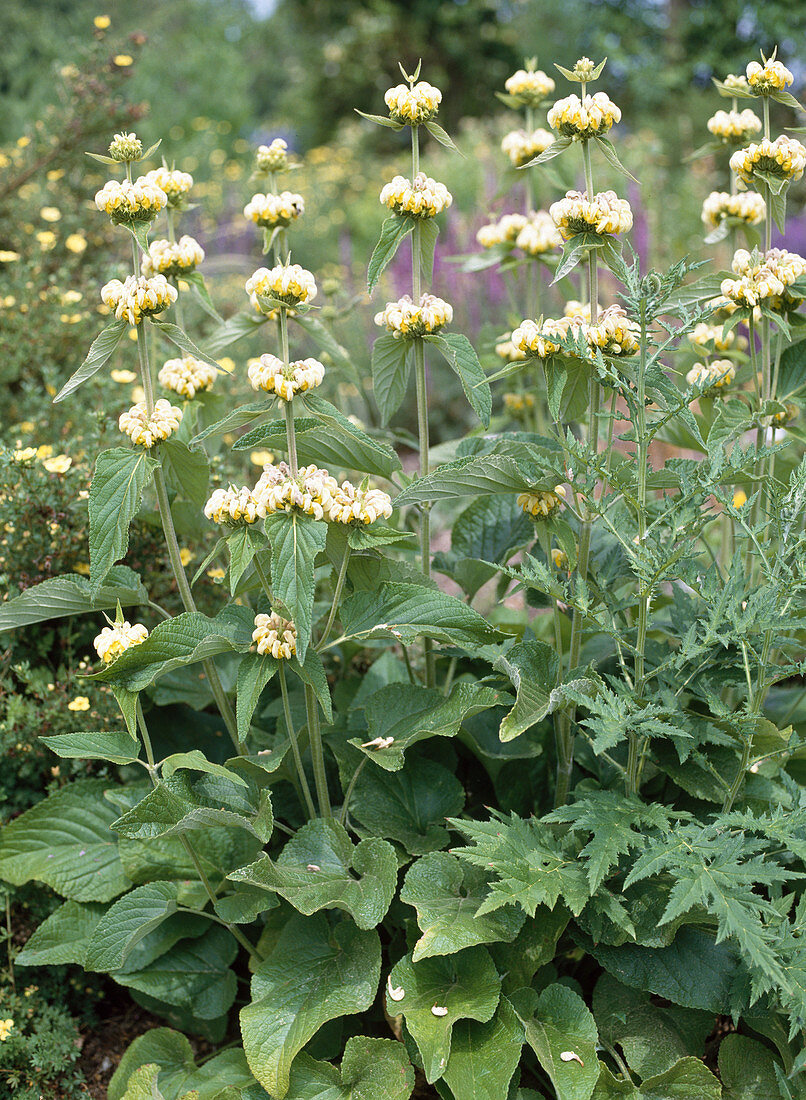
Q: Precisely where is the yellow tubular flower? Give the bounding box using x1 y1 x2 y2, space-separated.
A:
730 135 806 187
551 547 569 570
501 128 554 167
746 58 794 93
686 359 736 395
93 620 149 664
100 275 177 324
511 316 586 359
720 248 806 309
550 190 633 239
518 486 566 519
243 191 305 228
327 481 393 525
253 463 338 521
504 68 555 105
380 173 452 218
495 339 527 363
547 92 621 139
0 1020 13 1041
108 132 142 162
141 236 205 277
94 177 167 224
245 264 317 310
374 294 453 338
772 403 799 425
158 356 217 398
247 354 325 401
119 399 182 447
477 213 528 248
723 73 750 93
706 109 762 143
564 300 592 321
588 305 640 356
503 392 536 414
256 139 289 172
142 167 194 207
701 191 766 229
252 612 297 659
384 81 442 125
204 486 266 526
515 210 563 256
688 322 736 352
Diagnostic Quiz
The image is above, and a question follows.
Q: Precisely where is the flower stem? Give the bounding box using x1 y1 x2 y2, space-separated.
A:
278 661 316 820
317 544 351 651
304 683 332 817
280 310 298 477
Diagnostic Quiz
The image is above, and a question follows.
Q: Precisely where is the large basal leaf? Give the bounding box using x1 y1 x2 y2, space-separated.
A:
285 1036 415 1099
92 607 253 691
40 730 142 761
424 333 491 428
401 852 525 961
387 946 501 1083
0 566 148 634
53 318 128 403
231 818 397 929
108 1027 259 1100
0 778 129 902
265 510 328 662
240 912 381 1099
371 333 412 425
368 214 415 292
510 984 599 1100
116 924 238 1020
302 393 402 478
494 641 560 741
351 682 503 771
349 757 464 855
89 448 157 593
442 995 523 1100
718 1034 782 1100
16 899 105 967
85 881 181 972
340 583 500 651
112 774 269 844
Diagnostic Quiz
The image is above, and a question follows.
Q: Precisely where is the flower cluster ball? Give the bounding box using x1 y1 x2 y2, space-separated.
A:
723 73 750 93
564 300 592 321
706 109 762 143
253 612 297 659
100 274 177 324
93 619 149 664
243 191 305 228
701 191 766 229
108 131 143 162
374 294 453 338
573 57 596 79
384 81 442 124
503 392 536 415
245 264 317 309
518 486 566 519
688 322 736 352
495 339 527 363
119 398 182 447
721 248 806 309
143 167 194 207
204 485 266 526
254 462 338 521
158 356 217 398
247 354 325 401
94 177 167 224
547 92 621 139
730 135 806 187
516 210 563 256
550 190 633 239
476 213 528 248
327 482 393 525
588 305 641 356
141 235 205 277
501 128 554 167
380 172 452 218
504 68 556 105
686 359 736 394
511 315 585 359
746 58 794 93
256 138 289 172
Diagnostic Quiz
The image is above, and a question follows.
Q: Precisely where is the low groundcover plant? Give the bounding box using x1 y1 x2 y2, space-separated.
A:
1 44 806 1100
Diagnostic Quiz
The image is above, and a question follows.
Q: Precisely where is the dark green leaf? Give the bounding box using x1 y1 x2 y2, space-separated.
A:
53 319 128 403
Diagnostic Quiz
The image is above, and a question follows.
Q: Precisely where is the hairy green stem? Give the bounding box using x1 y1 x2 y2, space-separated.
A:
305 684 332 817
278 661 316 820
280 310 298 477
317 545 351 651
339 756 369 827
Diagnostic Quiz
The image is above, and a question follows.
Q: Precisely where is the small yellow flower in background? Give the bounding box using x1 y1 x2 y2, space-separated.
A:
17 136 30 148
131 386 145 403
43 455 72 474
0 251 20 262
23 986 37 997
250 450 274 466
36 230 57 250
179 548 194 567
62 290 83 304
65 233 87 253
17 421 35 433
40 206 61 222
13 448 37 462
113 54 134 67
207 567 226 581
733 489 748 508
127 328 139 341
111 369 137 383
93 14 111 28
73 562 91 576
60 313 83 325
68 697 91 712
35 445 54 459
217 357 235 374
0 1019 13 1041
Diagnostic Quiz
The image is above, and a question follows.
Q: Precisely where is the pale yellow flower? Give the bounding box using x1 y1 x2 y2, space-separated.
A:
40 206 61 222
158 356 216 398
244 191 304 228
501 129 554 167
68 696 91 712
245 263 317 311
42 455 72 473
95 177 167 224
205 486 266 526
0 1020 13 1042
141 236 204 277
548 92 621 139
93 15 111 29
384 81 442 125
374 293 453 338
108 132 142 162
179 548 194 567
93 620 148 664
65 234 87 253
746 58 794 93
247 354 325 401
252 612 297 659
380 173 452 218
256 138 289 172
101 274 177 325
518 487 566 519
733 489 747 508
550 189 633 238
111 369 138 383
250 450 274 466
119 399 182 447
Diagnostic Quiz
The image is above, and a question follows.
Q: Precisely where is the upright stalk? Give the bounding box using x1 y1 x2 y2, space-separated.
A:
278 662 316 820
305 685 332 817
280 308 298 477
